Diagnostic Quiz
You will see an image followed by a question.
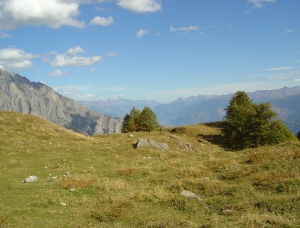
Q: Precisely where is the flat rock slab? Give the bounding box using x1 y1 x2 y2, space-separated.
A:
134 138 169 152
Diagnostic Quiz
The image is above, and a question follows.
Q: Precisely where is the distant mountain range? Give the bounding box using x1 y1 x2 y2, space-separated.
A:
0 69 122 135
269 93 300 134
79 86 300 134
78 98 160 118
1 69 299 135
153 87 300 132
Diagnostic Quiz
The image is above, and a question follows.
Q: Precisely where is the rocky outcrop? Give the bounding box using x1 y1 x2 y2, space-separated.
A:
134 138 169 151
0 69 123 135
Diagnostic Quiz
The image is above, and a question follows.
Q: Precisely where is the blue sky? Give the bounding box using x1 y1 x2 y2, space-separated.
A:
0 0 299 102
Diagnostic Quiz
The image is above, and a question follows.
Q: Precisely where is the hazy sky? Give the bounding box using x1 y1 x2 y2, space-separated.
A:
0 0 299 102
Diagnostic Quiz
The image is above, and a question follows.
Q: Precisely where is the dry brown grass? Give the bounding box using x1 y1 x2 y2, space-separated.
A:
1 111 300 227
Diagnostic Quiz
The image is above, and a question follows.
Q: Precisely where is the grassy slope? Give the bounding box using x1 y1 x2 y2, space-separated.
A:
0 111 299 227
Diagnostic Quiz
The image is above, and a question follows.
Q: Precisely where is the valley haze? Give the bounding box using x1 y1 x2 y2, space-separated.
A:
0 0 299 102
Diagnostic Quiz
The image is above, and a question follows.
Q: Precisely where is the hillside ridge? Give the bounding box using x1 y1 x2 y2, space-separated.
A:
0 69 122 135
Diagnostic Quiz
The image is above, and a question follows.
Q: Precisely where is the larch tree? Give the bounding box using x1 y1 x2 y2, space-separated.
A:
223 91 296 150
121 106 159 132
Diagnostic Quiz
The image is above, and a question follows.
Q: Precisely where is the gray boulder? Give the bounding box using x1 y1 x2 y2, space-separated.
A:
134 138 169 152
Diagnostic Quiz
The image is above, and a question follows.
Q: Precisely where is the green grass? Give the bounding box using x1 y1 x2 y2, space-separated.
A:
0 111 300 227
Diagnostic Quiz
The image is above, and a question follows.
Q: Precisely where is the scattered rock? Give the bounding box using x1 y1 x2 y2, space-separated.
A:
22 176 38 183
69 188 76 192
198 139 211 145
180 190 209 211
170 136 197 153
60 202 67 206
221 209 234 215
180 190 198 199
134 138 169 152
202 177 210 181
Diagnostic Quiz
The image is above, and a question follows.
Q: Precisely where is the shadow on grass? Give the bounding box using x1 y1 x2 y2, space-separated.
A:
197 122 230 150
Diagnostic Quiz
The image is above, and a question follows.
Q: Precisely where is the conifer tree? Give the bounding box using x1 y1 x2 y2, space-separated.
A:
121 106 159 132
137 106 159 132
223 91 296 150
297 130 300 140
121 113 130 133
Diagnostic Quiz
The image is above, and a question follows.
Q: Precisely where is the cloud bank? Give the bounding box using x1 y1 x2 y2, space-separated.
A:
45 46 102 67
0 48 38 70
0 0 84 30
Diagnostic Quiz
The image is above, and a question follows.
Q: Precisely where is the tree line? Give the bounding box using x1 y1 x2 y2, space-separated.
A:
121 106 159 133
121 91 298 150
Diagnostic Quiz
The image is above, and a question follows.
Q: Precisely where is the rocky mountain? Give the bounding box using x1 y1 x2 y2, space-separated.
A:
153 86 300 133
0 69 122 135
78 98 160 118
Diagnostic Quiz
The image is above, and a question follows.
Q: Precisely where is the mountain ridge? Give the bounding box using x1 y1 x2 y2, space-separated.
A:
0 69 122 135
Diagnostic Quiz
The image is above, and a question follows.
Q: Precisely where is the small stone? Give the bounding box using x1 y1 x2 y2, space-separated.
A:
221 209 233 214
203 177 210 181
22 176 38 183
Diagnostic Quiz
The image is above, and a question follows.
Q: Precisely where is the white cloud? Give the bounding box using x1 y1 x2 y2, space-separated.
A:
170 25 199 32
45 47 102 67
79 93 94 98
268 76 290 80
96 0 111 3
117 0 162 13
247 0 276 9
106 51 117 57
47 69 67 77
294 79 300 82
90 16 114 26
49 55 102 67
66 46 85 56
0 31 11 38
0 0 84 30
0 48 38 70
136 29 148 38
284 29 296 34
53 84 95 99
264 67 293 71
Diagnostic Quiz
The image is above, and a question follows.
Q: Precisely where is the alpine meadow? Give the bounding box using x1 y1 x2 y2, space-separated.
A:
1 103 300 227
1 0 300 227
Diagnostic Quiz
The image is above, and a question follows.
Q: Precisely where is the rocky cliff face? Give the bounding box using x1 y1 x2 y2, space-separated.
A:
0 69 123 135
